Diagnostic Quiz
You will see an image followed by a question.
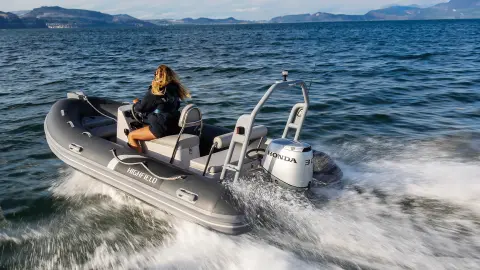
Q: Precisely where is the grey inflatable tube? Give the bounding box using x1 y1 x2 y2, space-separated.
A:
44 97 250 235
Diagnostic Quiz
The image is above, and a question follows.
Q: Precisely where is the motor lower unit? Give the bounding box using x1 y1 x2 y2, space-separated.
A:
261 138 313 189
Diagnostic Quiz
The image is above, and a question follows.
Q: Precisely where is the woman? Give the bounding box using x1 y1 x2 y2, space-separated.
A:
128 65 191 153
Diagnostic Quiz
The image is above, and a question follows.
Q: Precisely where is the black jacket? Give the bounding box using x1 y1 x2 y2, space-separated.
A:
134 83 181 138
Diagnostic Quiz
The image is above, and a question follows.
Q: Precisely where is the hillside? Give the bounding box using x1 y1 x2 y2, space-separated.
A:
0 12 25 29
0 11 47 29
363 5 424 20
3 1 480 29
270 0 480 22
422 0 480 19
21 6 156 28
11 10 31 16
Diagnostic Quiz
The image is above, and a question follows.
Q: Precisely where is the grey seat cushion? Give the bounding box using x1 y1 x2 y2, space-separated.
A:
190 145 243 173
149 134 199 149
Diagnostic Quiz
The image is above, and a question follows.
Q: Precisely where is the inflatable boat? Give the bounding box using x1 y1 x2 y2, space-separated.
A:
44 72 342 235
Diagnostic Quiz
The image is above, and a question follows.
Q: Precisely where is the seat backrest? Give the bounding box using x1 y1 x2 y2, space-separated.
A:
213 125 268 149
179 104 202 128
168 104 202 165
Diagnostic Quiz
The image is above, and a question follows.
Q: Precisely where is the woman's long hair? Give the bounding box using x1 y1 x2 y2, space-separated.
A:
151 65 191 100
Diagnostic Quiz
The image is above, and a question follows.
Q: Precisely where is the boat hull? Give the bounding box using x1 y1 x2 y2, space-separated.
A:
45 98 250 235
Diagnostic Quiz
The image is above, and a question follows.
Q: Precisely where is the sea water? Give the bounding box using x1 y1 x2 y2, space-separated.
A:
0 20 479 269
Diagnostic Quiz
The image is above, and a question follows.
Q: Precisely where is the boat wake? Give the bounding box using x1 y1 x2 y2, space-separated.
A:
1 137 479 269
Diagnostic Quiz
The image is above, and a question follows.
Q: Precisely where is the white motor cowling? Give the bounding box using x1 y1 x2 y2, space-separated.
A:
261 138 313 189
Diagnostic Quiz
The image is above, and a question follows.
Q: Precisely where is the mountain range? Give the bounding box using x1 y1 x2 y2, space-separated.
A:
1 1 480 29
0 11 47 28
271 0 480 22
0 6 156 29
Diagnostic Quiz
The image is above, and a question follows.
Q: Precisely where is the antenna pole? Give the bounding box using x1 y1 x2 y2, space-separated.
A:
282 70 288 81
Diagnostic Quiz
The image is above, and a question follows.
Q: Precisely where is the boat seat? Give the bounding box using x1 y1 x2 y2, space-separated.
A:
212 125 267 149
189 125 268 177
143 104 203 169
148 134 199 150
190 145 243 174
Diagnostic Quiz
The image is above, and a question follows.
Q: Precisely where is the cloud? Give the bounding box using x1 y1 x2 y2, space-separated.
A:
234 7 259 12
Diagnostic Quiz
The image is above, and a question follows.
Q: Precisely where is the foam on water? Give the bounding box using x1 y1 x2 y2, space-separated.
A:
81 222 326 269
334 137 480 213
42 171 322 269
0 135 478 269
20 136 476 269
224 137 480 269
50 169 174 226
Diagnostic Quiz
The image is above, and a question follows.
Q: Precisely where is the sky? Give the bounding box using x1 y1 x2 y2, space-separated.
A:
1 0 446 20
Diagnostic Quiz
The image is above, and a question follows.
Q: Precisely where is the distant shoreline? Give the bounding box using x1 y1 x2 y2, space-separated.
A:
2 18 480 30
2 1 480 29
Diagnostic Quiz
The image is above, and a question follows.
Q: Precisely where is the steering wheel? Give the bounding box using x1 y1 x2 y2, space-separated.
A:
131 106 143 123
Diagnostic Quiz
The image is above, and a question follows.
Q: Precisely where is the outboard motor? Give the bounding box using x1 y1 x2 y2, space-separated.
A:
261 138 313 189
220 74 342 188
